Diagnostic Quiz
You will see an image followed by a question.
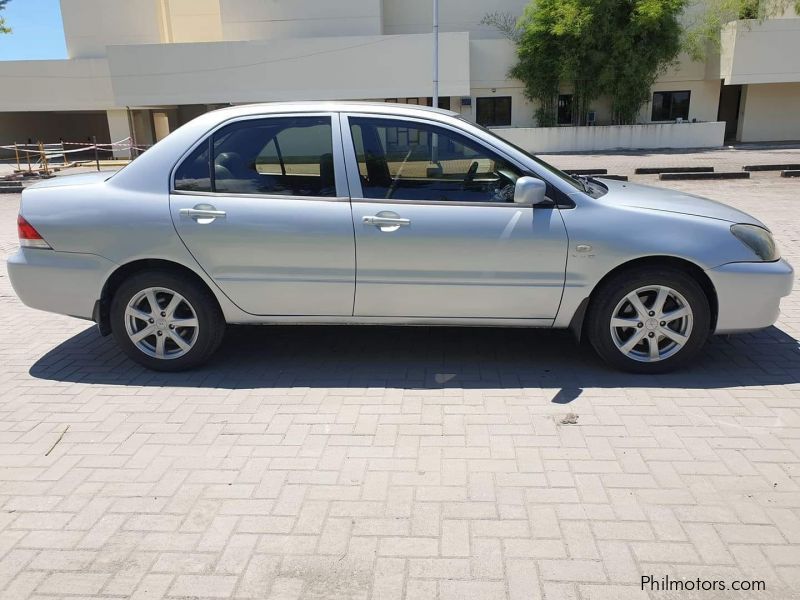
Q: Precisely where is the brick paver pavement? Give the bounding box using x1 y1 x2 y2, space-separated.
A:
1 149 799 599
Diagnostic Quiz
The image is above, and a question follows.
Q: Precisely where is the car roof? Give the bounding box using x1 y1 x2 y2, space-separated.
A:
108 100 465 191
209 101 460 120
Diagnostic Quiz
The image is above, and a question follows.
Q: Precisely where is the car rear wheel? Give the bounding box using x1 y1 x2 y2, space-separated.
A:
587 267 711 373
110 270 225 371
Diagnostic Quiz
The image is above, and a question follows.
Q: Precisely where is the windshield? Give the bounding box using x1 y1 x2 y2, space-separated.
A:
464 119 604 196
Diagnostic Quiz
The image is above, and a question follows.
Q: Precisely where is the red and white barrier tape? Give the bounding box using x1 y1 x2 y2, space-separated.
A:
0 137 152 156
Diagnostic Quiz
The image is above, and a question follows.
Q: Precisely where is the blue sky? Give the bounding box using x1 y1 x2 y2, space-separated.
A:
0 0 67 61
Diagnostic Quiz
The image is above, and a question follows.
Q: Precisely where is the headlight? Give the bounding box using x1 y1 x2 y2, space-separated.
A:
730 224 780 261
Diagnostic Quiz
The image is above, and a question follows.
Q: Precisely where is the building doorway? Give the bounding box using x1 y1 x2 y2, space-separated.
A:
717 83 743 142
558 94 573 125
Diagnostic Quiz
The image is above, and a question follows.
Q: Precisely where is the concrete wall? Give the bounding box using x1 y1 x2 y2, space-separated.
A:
721 18 800 84
738 82 800 142
382 0 528 37
494 121 726 153
164 0 223 43
764 0 799 17
470 39 515 93
60 0 164 58
0 59 114 112
466 39 531 126
221 0 382 41
106 33 471 106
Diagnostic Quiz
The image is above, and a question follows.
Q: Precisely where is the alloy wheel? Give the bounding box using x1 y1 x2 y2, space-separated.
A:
609 285 693 363
124 287 199 359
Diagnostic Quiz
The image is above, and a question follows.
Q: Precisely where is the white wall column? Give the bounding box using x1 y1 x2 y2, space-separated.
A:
106 109 132 158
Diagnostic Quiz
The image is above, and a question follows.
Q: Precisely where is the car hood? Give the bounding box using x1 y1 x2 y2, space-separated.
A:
27 171 114 190
595 178 766 228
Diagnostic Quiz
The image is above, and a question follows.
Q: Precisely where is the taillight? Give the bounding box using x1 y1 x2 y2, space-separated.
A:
17 215 51 249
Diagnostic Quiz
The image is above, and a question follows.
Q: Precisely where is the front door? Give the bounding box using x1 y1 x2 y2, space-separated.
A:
342 114 568 320
169 114 355 316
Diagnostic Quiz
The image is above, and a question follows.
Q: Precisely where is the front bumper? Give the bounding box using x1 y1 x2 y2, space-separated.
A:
707 258 794 334
7 248 115 320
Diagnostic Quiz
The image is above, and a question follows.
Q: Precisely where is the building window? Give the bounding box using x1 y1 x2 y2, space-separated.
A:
425 97 452 110
476 97 512 127
386 97 450 110
651 91 691 122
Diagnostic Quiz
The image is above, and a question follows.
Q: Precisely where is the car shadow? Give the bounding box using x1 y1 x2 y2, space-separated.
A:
28 324 800 391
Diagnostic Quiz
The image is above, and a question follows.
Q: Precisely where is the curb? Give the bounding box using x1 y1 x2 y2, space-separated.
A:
743 164 800 172
565 168 608 175
0 183 24 194
659 171 750 180
635 166 714 174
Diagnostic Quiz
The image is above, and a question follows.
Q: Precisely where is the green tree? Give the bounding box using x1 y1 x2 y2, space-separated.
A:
601 0 687 124
485 5 560 126
485 0 688 125
0 0 12 35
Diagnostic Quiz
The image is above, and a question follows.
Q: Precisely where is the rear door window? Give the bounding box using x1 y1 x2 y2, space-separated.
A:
213 116 336 197
175 116 336 197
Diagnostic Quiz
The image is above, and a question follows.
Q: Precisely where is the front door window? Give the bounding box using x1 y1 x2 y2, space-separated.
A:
348 117 524 204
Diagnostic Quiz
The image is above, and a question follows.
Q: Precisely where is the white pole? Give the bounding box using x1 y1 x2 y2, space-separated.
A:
432 0 439 109
431 0 440 165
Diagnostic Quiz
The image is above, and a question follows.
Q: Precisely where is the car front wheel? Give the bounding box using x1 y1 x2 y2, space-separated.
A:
110 270 225 371
587 267 711 373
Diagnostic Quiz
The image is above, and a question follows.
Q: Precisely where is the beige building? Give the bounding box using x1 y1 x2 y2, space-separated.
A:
0 0 798 153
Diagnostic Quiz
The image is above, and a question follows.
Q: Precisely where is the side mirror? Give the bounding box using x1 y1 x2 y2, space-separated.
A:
514 176 548 205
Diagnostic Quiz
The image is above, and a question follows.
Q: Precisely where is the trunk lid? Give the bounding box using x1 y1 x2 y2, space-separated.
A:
26 171 115 190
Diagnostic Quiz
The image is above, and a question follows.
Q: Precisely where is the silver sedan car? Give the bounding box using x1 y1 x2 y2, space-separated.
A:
8 102 794 373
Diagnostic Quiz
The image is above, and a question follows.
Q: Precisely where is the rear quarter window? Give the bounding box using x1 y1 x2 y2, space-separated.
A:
174 141 212 192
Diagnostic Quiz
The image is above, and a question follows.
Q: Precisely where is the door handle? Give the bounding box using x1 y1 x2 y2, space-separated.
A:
180 206 227 220
363 215 410 227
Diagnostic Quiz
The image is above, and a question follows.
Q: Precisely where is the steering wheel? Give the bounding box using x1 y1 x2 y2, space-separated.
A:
495 168 519 185
489 168 521 202
462 161 479 189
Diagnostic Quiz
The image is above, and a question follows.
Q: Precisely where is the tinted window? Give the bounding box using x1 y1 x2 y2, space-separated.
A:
174 117 336 196
174 140 212 192
476 97 512 127
349 117 523 203
652 91 691 121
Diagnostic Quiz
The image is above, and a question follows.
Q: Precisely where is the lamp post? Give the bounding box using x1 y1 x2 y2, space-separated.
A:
431 0 440 165
432 0 439 109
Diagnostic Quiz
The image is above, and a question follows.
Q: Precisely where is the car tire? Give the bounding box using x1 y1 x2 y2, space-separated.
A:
586 267 711 374
110 269 225 371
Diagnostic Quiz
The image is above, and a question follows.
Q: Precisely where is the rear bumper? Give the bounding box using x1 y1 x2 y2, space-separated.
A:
707 258 794 334
7 248 114 320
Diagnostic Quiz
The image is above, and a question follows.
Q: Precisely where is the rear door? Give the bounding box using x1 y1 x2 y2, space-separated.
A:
169 113 356 316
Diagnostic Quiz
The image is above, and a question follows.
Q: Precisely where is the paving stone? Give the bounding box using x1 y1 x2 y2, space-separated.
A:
1 151 800 598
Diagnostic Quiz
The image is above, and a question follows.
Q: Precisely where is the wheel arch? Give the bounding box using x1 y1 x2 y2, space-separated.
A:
94 259 222 336
569 255 719 341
